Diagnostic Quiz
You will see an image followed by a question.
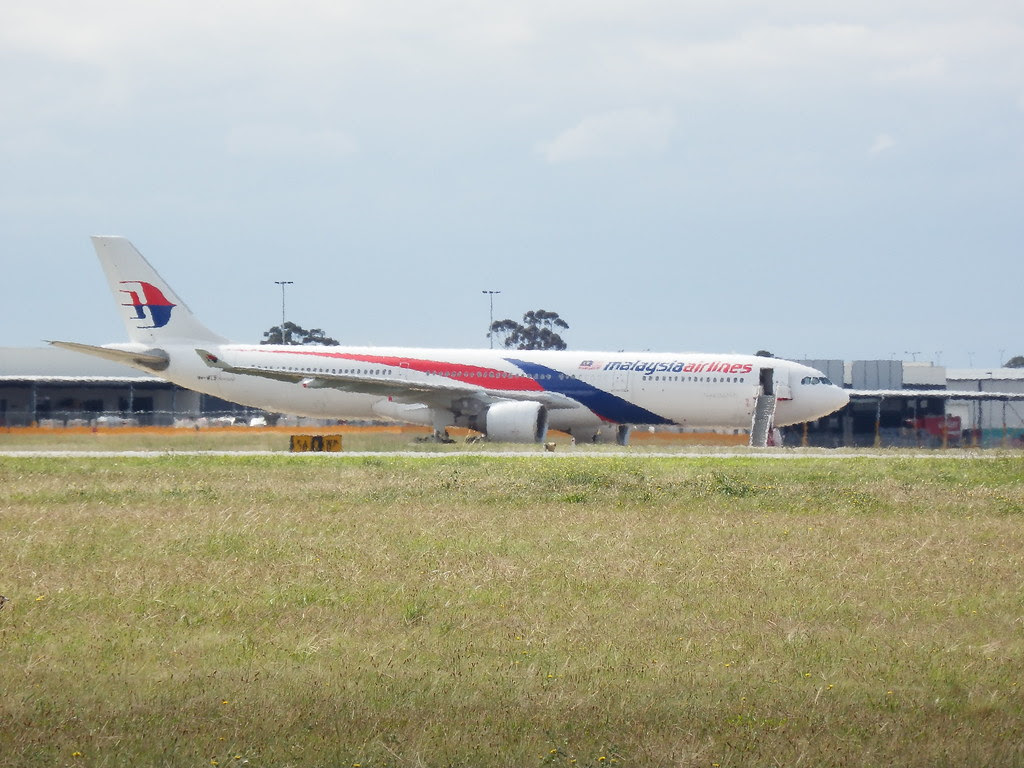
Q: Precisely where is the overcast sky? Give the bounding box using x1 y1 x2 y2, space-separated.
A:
2 1 1022 367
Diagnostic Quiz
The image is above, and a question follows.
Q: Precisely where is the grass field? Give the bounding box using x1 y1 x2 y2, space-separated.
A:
1 453 1023 767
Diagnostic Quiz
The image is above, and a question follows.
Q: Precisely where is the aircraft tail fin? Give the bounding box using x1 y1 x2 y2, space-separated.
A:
92 236 228 345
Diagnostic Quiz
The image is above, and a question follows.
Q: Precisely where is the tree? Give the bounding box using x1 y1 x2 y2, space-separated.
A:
1005 355 1024 368
261 321 339 346
489 309 569 350
755 350 775 357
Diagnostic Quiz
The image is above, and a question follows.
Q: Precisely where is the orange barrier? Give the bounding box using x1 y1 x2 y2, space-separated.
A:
3 423 442 437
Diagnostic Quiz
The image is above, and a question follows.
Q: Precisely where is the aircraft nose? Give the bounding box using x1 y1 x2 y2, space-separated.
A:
831 385 850 413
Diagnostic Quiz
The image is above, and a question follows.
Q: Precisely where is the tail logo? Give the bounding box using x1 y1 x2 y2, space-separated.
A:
119 281 176 328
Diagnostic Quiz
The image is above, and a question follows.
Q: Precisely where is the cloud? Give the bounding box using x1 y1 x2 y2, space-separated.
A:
868 133 896 155
539 108 675 163
226 124 358 160
636 17 1024 95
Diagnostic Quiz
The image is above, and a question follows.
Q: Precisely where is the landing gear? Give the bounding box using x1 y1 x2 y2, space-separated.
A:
416 429 456 444
569 424 632 446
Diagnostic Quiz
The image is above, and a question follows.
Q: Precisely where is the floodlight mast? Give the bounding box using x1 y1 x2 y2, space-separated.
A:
275 281 293 343
482 290 501 349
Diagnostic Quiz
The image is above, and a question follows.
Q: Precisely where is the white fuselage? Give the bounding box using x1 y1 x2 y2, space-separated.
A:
132 343 849 433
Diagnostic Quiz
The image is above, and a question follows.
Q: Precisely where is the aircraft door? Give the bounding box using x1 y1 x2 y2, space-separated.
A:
758 366 791 399
775 369 793 401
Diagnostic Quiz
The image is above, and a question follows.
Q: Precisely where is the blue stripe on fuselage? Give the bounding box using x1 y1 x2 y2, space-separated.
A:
507 358 673 425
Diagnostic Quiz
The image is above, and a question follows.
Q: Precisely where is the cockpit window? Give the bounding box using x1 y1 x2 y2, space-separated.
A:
801 376 835 386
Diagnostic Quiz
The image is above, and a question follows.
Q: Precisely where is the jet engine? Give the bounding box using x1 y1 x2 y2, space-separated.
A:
483 401 548 443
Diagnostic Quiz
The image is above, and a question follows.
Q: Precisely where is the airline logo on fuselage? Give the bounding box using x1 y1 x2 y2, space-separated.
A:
119 281 176 328
603 360 754 375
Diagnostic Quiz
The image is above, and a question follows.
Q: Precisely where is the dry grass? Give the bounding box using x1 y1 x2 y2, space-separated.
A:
1 455 1022 767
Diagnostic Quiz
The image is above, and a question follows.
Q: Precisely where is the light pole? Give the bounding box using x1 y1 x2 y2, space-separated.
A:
275 281 293 343
482 290 500 348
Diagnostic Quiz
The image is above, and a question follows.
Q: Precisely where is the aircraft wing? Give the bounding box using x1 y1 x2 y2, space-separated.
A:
195 349 579 409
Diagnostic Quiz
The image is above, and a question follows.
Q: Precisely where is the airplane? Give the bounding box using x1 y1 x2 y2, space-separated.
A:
51 236 850 446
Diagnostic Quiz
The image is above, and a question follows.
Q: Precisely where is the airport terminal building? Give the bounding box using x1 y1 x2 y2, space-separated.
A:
0 347 254 427
3 347 1023 446
795 359 1024 447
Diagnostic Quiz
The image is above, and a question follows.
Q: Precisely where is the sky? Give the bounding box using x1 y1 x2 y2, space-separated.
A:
2 1 1022 368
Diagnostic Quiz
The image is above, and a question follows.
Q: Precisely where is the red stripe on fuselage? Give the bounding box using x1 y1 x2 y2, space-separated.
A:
236 348 546 393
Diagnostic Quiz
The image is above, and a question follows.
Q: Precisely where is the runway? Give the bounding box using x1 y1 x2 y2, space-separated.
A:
0 449 1009 459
